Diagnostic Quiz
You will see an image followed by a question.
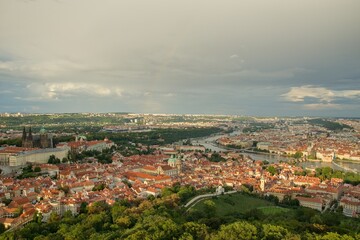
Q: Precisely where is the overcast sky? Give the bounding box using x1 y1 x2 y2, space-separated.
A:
0 0 359 117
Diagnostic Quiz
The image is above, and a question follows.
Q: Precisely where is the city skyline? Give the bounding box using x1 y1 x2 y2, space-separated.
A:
0 0 359 117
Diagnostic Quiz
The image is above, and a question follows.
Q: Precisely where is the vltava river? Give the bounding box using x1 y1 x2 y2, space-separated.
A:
194 133 360 173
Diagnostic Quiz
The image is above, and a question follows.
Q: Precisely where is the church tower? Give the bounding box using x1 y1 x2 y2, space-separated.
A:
260 176 265 192
27 127 33 148
22 127 33 148
22 127 27 145
39 127 49 148
168 155 177 167
28 127 33 141
176 158 182 173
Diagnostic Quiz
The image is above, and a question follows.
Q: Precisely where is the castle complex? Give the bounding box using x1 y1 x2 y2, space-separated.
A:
22 127 53 149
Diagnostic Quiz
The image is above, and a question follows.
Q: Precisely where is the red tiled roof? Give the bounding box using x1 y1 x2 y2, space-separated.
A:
0 146 38 153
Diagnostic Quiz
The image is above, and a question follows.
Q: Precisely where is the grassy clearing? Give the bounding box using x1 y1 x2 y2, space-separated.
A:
193 193 281 217
259 206 290 215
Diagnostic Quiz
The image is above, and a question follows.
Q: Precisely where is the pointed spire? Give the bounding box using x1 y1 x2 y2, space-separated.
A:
28 127 33 141
22 127 27 141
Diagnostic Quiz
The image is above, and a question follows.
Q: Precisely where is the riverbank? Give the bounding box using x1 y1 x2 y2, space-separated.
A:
332 161 359 173
192 132 360 173
335 158 360 164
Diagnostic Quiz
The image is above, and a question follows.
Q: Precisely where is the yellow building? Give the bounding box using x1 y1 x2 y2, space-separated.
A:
7 148 68 167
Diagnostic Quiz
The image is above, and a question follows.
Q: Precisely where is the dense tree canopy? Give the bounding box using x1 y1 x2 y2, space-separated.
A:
2 188 359 240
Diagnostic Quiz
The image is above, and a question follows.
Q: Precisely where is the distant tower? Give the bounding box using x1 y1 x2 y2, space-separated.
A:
22 127 27 144
22 127 33 148
260 176 265 192
176 158 182 173
28 127 33 142
39 127 49 148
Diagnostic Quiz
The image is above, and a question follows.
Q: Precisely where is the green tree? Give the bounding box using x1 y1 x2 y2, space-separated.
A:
33 211 43 224
1 198 12 206
161 187 174 198
124 215 180 240
17 222 41 240
124 230 148 240
92 183 106 191
63 210 73 219
282 195 299 207
84 212 111 232
111 202 127 221
0 223 5 234
178 185 196 203
179 232 194 240
115 216 132 229
48 155 56 164
14 206 23 217
34 166 41 172
182 222 208 240
79 202 88 214
48 211 60 223
321 212 341 226
214 221 257 240
292 151 303 159
87 201 109 214
320 232 354 240
209 153 225 162
261 224 289 240
267 166 277 176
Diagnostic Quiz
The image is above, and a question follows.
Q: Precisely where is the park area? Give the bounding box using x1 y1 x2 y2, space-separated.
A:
191 192 290 217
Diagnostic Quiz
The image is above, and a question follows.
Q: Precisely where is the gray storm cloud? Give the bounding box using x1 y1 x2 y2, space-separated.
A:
0 0 359 116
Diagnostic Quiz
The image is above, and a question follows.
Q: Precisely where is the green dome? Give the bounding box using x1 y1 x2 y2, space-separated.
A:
168 155 177 164
39 127 47 134
78 135 87 140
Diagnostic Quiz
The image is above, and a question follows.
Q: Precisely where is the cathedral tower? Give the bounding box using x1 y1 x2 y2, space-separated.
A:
39 127 49 148
22 127 33 148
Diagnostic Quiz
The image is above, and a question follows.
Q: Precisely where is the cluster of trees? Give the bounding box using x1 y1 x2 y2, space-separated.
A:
308 119 353 131
313 167 360 185
0 114 128 131
87 127 221 146
0 138 22 147
70 148 113 164
226 144 239 149
291 151 303 159
92 183 106 192
82 128 220 157
266 165 277 176
253 147 270 153
115 142 155 157
48 155 61 164
242 123 275 133
17 164 41 179
208 152 226 162
48 148 115 165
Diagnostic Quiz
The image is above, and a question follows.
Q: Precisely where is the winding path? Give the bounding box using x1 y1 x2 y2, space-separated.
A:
184 190 237 211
